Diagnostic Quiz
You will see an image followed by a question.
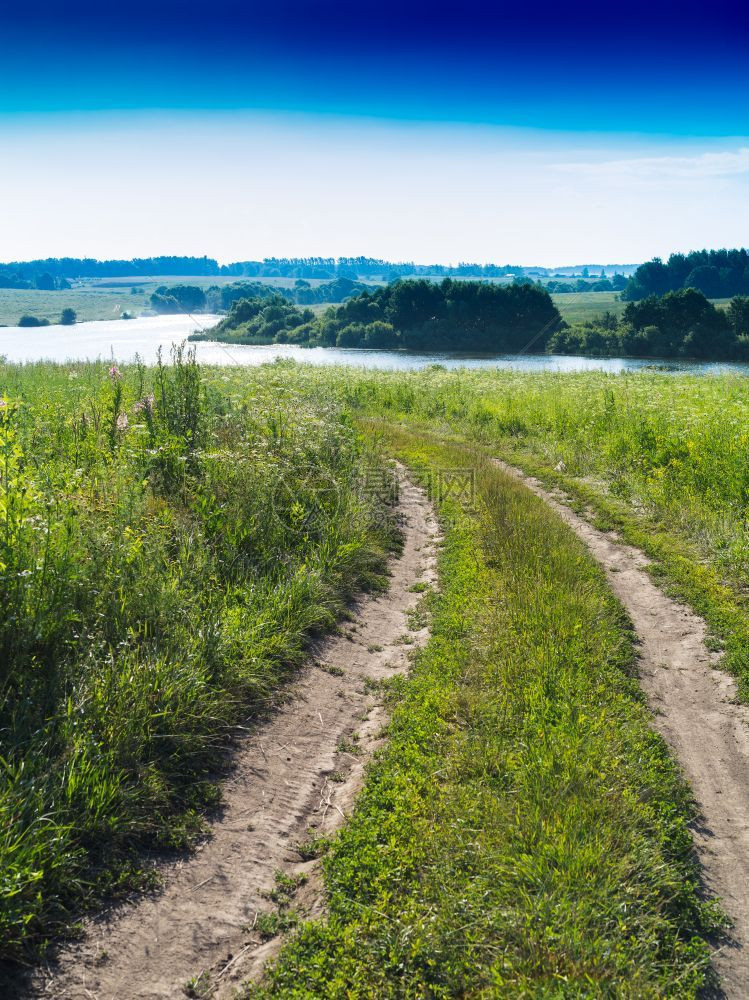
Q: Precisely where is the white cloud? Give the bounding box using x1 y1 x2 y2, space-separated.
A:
555 147 749 181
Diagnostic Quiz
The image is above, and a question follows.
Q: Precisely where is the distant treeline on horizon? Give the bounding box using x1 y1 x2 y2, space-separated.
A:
0 254 638 286
3 250 748 304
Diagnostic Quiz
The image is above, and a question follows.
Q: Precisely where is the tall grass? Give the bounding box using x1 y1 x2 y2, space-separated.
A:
0 353 394 960
336 368 749 572
249 428 719 997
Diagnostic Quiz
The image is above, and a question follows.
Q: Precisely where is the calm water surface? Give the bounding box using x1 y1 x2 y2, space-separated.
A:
2 314 748 376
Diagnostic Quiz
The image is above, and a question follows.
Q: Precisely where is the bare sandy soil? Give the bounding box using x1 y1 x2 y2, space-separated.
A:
493 458 749 998
26 472 438 1000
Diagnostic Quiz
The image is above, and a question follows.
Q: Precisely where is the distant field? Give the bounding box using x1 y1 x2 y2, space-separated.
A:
552 290 624 322
0 287 143 326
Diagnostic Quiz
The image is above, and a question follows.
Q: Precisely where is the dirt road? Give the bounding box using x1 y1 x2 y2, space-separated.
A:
494 457 749 997
29 472 438 1000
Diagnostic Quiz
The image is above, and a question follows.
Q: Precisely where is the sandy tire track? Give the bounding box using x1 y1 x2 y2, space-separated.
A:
493 457 749 997
25 469 439 1000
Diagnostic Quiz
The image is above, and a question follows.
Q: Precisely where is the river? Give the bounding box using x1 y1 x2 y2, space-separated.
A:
2 314 748 375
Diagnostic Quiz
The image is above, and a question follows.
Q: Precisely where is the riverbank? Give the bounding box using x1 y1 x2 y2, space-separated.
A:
5 314 749 373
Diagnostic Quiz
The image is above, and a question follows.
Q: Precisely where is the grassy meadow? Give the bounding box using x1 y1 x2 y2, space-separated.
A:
0 354 395 960
3 356 745 995
0 287 144 326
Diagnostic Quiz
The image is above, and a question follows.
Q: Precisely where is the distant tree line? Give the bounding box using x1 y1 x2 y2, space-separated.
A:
149 277 376 314
549 290 749 360
543 274 628 293
0 256 221 283
0 255 613 285
622 249 749 301
193 279 562 352
0 271 71 290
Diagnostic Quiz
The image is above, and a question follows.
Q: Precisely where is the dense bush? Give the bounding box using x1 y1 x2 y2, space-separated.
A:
549 289 749 359
218 280 279 309
17 314 50 327
193 294 316 344
150 284 207 313
199 279 562 353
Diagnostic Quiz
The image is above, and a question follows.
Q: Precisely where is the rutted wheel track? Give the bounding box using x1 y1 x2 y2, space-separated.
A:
493 457 749 998
28 471 439 1000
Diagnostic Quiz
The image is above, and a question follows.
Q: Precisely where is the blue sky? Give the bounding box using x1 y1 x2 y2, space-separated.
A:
2 1 748 264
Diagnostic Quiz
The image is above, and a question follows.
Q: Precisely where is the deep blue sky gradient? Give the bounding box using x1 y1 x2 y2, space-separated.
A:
3 1 748 134
3 1 749 263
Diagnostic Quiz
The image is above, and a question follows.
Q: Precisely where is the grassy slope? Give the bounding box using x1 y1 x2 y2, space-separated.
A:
0 359 395 962
0 287 145 325
249 425 719 998
0 277 366 327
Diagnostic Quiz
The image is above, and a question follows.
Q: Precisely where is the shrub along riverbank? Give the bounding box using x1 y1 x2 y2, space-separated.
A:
195 280 749 361
550 289 749 359
0 354 395 961
249 426 719 996
191 279 562 352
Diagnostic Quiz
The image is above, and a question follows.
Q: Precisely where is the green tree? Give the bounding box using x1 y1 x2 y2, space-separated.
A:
728 296 749 337
150 285 206 313
684 265 722 298
34 272 55 291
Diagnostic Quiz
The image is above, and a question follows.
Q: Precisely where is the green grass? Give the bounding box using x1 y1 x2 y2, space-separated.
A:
247 426 719 997
552 290 625 323
305 365 749 699
0 354 396 961
247 363 749 697
1 358 739 992
0 287 145 326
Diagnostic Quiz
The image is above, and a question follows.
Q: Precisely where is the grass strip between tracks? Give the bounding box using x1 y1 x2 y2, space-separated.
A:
250 423 721 998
